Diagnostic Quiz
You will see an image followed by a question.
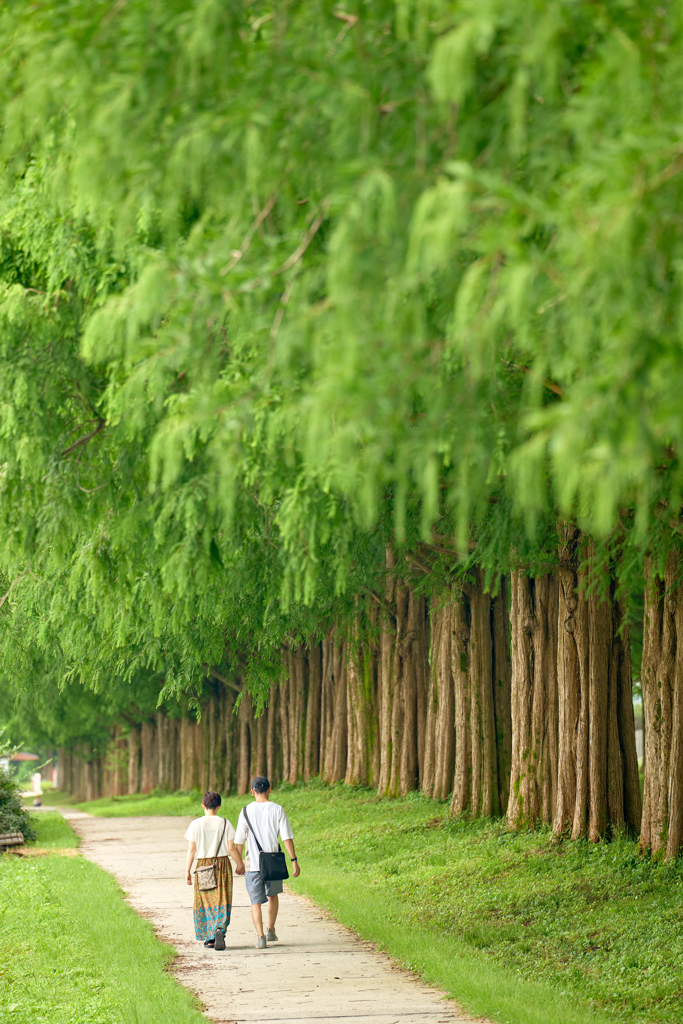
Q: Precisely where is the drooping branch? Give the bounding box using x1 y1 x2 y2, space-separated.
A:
61 419 106 458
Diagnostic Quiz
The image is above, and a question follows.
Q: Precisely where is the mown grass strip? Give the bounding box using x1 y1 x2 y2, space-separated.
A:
0 846 206 1024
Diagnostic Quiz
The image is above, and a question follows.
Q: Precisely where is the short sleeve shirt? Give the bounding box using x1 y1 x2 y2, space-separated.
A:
184 815 235 858
234 801 294 870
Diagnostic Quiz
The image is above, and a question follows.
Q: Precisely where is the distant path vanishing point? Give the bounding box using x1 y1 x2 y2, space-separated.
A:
68 814 476 1024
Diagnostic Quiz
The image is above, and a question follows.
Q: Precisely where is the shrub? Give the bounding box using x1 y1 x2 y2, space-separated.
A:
0 766 36 842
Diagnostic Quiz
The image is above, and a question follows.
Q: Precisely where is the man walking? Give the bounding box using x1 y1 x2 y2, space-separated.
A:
234 776 300 949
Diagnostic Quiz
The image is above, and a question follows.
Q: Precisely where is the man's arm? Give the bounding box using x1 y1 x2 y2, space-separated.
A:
186 841 196 885
283 837 300 877
230 839 245 875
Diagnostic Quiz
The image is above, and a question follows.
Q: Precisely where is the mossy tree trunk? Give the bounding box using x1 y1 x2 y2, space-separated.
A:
345 605 379 787
508 572 559 828
422 594 456 799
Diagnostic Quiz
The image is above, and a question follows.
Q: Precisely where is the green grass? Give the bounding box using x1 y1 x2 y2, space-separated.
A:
0 851 206 1024
27 811 78 849
72 783 683 1024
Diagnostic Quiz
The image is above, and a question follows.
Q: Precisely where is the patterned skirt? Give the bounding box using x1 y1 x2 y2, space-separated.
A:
193 856 233 941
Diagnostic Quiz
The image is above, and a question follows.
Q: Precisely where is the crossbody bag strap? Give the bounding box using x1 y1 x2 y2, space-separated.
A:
242 806 264 855
212 817 227 862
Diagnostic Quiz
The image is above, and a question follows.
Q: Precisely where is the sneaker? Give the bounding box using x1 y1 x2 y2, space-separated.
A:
257 935 267 949
214 928 226 951
266 929 278 942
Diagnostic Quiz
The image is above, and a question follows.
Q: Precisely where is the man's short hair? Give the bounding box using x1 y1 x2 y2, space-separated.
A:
251 776 270 793
202 790 222 809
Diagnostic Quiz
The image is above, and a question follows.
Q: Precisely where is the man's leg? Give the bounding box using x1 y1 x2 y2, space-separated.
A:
251 901 265 937
267 895 279 930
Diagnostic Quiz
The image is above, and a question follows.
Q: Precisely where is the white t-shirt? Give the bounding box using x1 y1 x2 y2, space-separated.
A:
234 801 294 871
184 815 235 858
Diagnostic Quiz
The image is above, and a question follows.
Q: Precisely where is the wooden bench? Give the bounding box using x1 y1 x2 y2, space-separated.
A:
0 832 25 853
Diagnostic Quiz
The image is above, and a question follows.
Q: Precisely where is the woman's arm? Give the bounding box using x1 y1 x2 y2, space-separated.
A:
186 841 196 885
229 839 245 875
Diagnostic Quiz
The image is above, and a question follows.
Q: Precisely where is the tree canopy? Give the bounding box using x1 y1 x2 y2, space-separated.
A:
1 1 683 751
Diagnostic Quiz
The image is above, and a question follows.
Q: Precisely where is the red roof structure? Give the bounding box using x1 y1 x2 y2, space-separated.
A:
9 752 39 762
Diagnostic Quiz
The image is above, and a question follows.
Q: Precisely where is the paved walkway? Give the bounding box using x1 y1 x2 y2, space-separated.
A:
67 813 473 1024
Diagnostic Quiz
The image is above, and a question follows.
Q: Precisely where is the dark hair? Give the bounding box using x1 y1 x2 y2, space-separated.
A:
251 776 270 794
202 790 222 810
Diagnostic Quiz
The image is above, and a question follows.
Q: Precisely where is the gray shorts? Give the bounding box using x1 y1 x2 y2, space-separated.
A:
245 870 284 905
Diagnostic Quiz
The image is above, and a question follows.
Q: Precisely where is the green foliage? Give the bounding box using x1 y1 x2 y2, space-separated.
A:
0 2 682 735
0 768 35 842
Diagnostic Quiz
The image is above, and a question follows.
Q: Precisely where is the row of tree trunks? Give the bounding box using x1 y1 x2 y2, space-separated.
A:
641 551 683 859
554 527 641 840
507 528 641 845
61 543 677 857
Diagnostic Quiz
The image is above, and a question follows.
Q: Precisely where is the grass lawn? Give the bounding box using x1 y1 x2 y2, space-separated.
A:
0 812 206 1024
69 782 683 1024
27 810 79 849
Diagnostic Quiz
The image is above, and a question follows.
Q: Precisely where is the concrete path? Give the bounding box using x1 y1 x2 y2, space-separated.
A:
69 814 474 1024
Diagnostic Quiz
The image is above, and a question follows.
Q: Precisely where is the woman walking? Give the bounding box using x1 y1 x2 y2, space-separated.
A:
185 791 244 950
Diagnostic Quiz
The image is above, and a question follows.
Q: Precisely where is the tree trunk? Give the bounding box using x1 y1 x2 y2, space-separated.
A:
321 628 347 783
304 641 322 781
180 718 200 792
423 595 456 800
141 720 158 790
254 704 268 780
553 526 641 840
346 615 371 787
377 552 435 798
266 683 278 788
237 694 252 795
508 572 559 828
492 576 513 811
450 593 471 814
285 647 307 784
223 687 237 795
377 550 397 795
641 551 683 859
448 571 511 817
466 569 500 816
111 726 127 797
158 713 172 792
127 726 141 795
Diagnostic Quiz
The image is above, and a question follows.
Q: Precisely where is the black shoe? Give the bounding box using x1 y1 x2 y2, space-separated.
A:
203 939 215 948
214 928 226 951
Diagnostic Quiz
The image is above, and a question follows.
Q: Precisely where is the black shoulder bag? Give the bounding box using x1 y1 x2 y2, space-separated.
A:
242 806 289 882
